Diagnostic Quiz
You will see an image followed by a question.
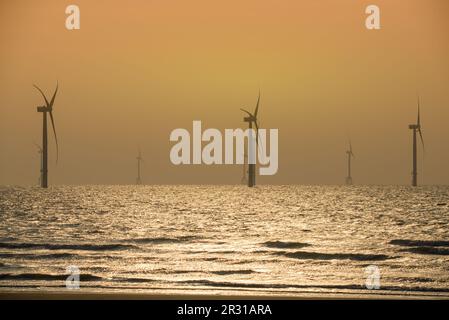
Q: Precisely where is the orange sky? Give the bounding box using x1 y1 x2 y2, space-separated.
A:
0 0 448 185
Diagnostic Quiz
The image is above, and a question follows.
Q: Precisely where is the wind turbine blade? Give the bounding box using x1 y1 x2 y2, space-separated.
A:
254 121 265 155
418 128 425 152
240 108 253 117
417 96 421 126
49 111 59 163
33 84 50 107
255 121 259 145
49 82 58 109
416 96 424 151
254 90 260 117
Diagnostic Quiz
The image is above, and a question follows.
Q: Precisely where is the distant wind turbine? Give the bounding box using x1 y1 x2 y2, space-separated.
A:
240 91 261 187
136 149 143 185
345 141 355 185
408 97 425 186
34 83 59 188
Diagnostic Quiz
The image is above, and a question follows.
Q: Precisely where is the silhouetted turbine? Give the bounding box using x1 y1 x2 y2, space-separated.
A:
34 83 59 188
345 140 355 185
408 97 425 186
240 91 261 187
136 149 143 185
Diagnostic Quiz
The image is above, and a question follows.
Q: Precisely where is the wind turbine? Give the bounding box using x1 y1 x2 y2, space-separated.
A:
240 91 261 187
408 97 425 186
34 83 59 188
136 149 143 185
34 142 43 186
345 141 355 185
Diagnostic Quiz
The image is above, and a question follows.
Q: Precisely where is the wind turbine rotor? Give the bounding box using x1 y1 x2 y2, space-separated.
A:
33 84 50 107
49 111 58 163
49 84 59 163
240 108 254 121
48 83 58 110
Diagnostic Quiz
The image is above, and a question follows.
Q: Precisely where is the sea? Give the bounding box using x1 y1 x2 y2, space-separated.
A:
0 185 448 297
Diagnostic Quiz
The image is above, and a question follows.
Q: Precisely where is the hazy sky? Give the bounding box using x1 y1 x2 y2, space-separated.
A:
1 0 448 185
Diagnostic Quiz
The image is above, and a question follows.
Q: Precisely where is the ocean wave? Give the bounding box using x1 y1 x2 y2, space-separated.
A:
390 239 449 247
400 247 449 255
262 241 310 249
395 277 435 283
273 251 392 261
190 250 237 255
0 252 81 260
112 276 156 283
0 242 136 251
210 269 256 275
0 273 103 281
0 273 160 284
178 279 449 293
180 279 306 289
121 236 199 244
155 269 193 275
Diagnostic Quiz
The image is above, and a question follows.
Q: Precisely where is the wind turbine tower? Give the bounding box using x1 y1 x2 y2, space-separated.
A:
34 84 59 188
408 98 425 186
345 141 355 185
136 149 143 185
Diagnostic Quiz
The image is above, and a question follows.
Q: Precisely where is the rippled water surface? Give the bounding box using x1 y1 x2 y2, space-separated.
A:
0 185 448 297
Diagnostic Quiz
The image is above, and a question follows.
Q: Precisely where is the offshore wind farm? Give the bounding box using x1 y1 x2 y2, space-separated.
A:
27 88 430 189
1 0 449 300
